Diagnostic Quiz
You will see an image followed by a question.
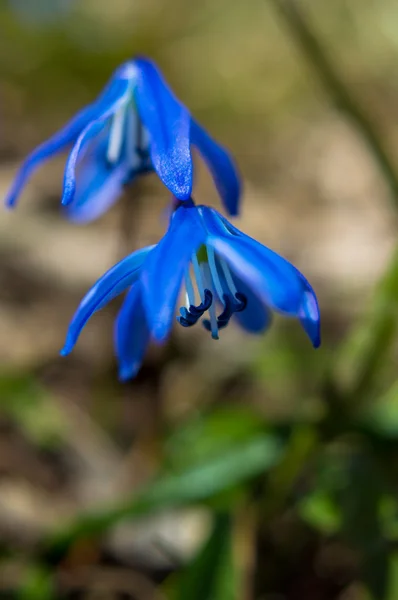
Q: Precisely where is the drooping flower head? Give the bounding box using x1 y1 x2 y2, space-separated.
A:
61 199 320 380
5 57 241 222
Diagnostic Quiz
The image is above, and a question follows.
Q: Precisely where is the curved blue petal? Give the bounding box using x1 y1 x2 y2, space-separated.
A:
232 274 272 334
191 119 241 216
5 104 97 209
201 206 303 315
115 282 150 381
141 204 206 341
213 255 270 333
62 119 107 208
207 237 303 316
64 132 130 224
197 205 239 237
90 71 134 119
5 74 132 209
134 57 192 200
203 207 320 343
295 271 321 348
61 246 154 355
62 76 132 207
65 160 129 224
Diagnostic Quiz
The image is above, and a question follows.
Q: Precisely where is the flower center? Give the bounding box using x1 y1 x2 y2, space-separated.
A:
177 245 247 339
107 94 151 176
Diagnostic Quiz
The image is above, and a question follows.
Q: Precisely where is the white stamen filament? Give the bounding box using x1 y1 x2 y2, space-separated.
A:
219 257 238 296
206 245 224 302
140 126 151 151
184 269 196 307
107 104 127 164
192 253 205 303
201 262 219 340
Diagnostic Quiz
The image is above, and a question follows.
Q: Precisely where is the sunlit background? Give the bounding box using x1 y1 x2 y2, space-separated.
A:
1 0 398 598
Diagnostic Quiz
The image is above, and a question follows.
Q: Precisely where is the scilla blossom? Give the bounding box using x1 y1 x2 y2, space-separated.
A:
62 200 320 380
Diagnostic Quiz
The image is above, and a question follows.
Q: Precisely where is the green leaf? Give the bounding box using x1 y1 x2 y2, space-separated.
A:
44 433 282 559
173 513 238 600
165 407 265 470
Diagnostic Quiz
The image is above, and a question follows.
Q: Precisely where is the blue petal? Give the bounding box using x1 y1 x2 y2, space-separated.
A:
206 206 320 344
62 119 107 208
201 207 304 315
61 246 154 355
232 274 272 334
191 119 241 216
295 271 321 348
62 77 132 207
5 74 132 209
213 255 270 333
5 104 97 209
141 204 206 341
115 282 150 381
197 205 239 237
134 57 192 200
207 240 301 318
90 70 134 118
64 132 130 224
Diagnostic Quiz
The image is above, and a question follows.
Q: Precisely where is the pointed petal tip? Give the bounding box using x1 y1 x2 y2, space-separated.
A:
301 319 321 349
228 207 239 218
312 334 321 349
151 326 168 344
118 363 140 381
154 160 193 202
173 186 192 201
59 345 71 357
60 333 77 356
4 198 15 210
61 190 74 206
5 183 22 209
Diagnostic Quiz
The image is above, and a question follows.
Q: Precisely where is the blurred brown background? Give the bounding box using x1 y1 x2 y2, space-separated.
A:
1 0 398 598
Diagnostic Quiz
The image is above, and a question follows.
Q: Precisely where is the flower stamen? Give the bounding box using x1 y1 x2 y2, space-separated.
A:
201 262 219 339
107 105 127 164
192 253 205 303
184 269 196 307
219 256 238 296
206 245 224 301
177 289 212 327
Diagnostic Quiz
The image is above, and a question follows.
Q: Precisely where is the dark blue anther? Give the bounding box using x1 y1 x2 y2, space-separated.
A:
202 292 247 334
177 289 213 328
234 292 247 311
136 146 150 162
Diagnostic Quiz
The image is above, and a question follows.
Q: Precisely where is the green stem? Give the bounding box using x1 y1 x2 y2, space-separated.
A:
270 0 398 208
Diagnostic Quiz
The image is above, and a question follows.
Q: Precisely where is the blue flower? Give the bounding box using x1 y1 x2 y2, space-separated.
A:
61 200 320 380
5 57 241 222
